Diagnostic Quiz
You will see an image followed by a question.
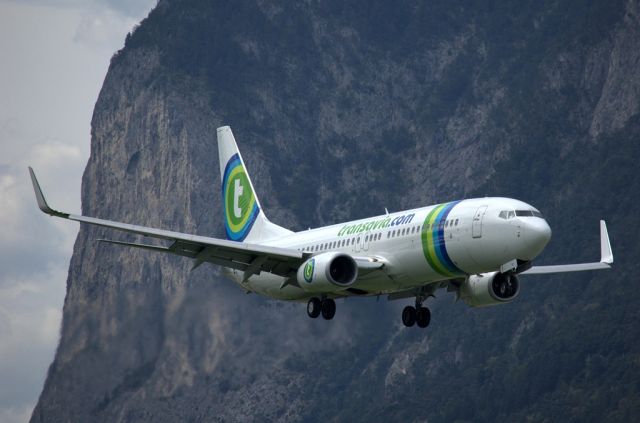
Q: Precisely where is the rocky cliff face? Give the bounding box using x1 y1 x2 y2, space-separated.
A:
32 1 640 422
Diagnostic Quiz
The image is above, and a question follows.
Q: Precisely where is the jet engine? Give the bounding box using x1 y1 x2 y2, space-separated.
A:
297 252 358 293
459 272 520 307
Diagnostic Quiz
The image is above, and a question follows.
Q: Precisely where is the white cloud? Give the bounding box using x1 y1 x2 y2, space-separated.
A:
0 141 83 281
0 0 157 19
0 140 85 423
0 406 33 423
0 264 65 408
0 1 156 422
74 7 140 49
101 0 157 19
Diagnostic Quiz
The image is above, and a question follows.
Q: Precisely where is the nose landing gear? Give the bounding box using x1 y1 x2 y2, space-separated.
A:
402 296 431 328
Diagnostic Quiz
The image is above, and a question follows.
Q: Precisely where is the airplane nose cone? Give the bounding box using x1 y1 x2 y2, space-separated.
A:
522 219 552 260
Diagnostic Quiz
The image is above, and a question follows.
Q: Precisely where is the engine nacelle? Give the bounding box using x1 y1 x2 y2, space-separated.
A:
297 252 358 293
459 272 520 307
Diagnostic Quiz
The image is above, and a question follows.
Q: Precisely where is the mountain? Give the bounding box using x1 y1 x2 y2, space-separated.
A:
32 0 640 421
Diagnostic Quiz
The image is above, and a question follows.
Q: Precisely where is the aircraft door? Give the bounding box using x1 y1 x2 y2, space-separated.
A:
472 206 488 238
361 231 371 252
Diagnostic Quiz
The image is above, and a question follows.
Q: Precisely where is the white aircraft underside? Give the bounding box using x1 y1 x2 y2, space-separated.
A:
29 126 613 328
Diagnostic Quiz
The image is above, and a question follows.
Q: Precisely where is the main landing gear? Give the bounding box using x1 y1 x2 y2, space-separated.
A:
307 297 336 320
402 297 431 328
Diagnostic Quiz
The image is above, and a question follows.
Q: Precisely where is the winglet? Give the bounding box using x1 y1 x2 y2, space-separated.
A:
600 220 613 264
28 167 69 218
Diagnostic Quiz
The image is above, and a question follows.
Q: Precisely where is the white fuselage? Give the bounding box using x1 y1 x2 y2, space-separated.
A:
224 197 552 300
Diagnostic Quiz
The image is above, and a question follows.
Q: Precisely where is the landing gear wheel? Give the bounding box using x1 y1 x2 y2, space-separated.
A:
402 306 416 327
321 298 336 320
416 307 431 328
307 297 321 318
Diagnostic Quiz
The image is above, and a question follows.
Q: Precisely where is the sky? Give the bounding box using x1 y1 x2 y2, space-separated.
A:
0 1 156 422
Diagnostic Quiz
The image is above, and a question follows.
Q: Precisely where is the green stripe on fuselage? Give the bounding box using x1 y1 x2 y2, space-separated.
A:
422 204 453 276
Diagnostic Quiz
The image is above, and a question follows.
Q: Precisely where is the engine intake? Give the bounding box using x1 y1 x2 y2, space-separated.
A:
297 252 358 293
459 272 520 307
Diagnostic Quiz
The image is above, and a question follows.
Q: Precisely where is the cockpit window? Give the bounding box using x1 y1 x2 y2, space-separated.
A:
499 210 516 219
516 209 544 218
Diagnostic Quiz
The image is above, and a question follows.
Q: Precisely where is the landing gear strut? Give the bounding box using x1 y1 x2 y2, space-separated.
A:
402 297 431 328
307 297 336 320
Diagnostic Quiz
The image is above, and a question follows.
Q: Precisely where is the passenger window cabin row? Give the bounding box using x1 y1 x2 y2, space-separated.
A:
296 217 461 253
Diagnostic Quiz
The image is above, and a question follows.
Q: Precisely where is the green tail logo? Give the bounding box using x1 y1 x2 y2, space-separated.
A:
222 154 260 241
303 259 315 283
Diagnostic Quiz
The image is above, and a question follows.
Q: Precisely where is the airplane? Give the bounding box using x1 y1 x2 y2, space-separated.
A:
29 126 614 328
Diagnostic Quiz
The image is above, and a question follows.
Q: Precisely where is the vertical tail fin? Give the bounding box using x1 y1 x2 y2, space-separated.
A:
217 126 292 243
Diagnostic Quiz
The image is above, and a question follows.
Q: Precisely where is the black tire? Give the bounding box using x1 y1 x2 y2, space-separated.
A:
416 307 431 328
321 298 336 320
307 297 321 318
402 306 416 327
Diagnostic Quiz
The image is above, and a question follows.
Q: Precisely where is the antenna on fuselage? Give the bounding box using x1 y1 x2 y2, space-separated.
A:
384 207 389 215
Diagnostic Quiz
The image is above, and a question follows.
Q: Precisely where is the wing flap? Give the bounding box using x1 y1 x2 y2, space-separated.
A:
68 213 301 261
97 239 252 271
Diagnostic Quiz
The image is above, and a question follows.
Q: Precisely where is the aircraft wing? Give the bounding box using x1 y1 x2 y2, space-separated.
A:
521 220 613 275
29 167 305 279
